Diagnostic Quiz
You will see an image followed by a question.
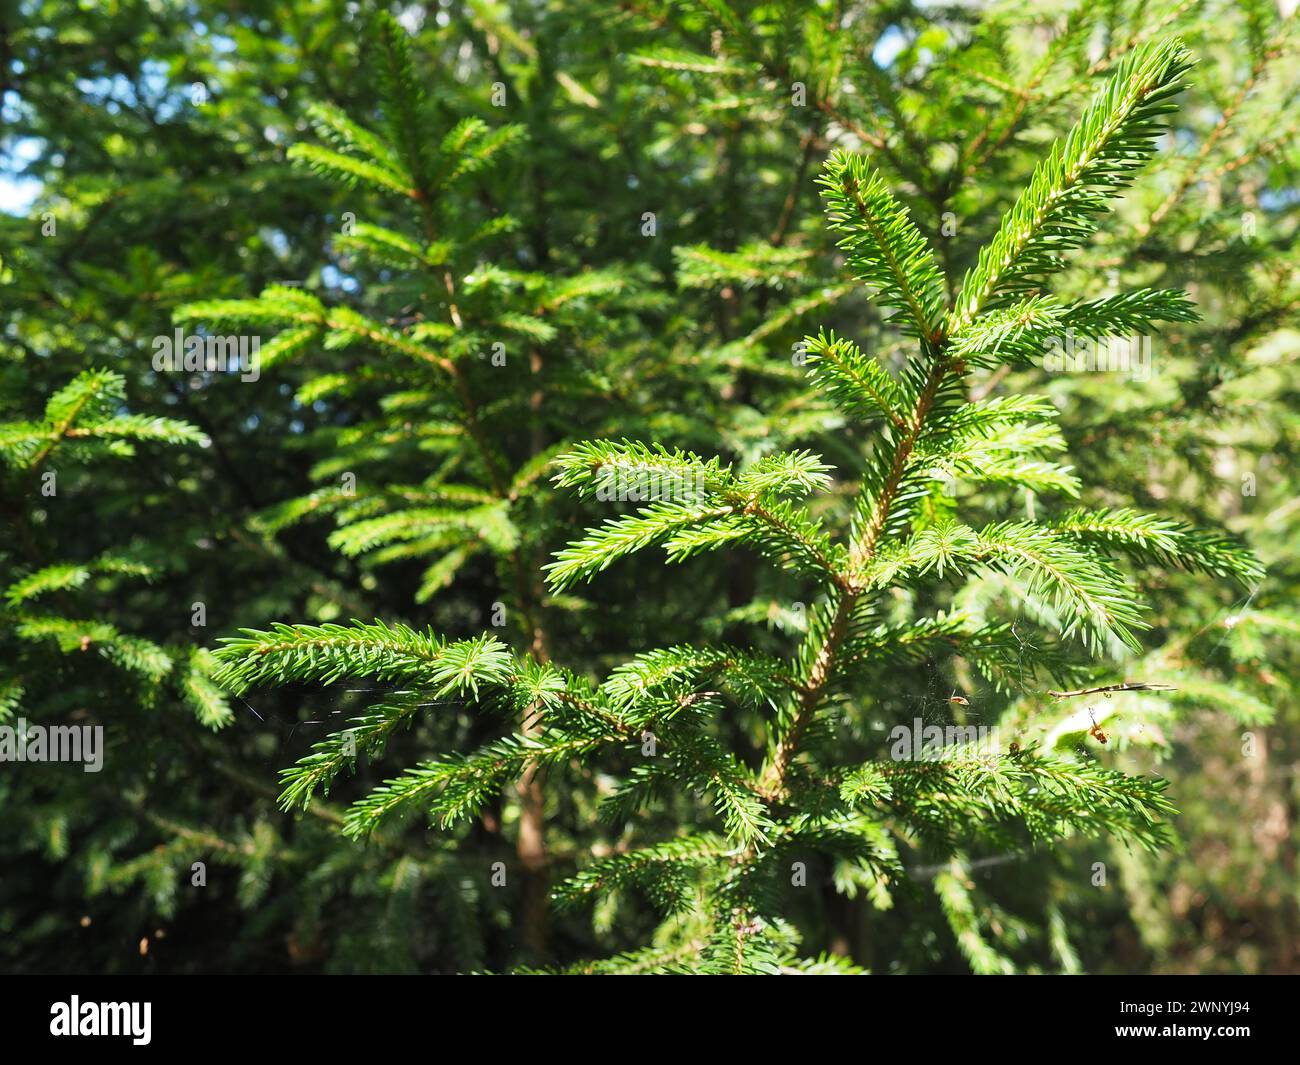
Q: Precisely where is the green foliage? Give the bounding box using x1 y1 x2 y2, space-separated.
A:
949 40 1193 329
3 0 1295 977
817 150 948 339
0 369 203 470
0 368 220 716
208 28 1258 973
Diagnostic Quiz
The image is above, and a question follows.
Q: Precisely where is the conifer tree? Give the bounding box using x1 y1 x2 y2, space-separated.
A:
212 35 1260 972
179 12 652 954
5 0 1290 976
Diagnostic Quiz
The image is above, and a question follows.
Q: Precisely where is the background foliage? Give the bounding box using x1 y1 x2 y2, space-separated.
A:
1 0 1296 973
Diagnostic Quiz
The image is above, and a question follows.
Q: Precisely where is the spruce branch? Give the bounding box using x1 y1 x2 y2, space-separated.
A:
212 621 514 694
817 149 948 341
950 39 1193 329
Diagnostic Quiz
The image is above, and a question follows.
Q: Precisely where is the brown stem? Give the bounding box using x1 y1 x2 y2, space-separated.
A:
412 168 554 955
760 355 950 800
771 126 819 246
514 341 552 956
